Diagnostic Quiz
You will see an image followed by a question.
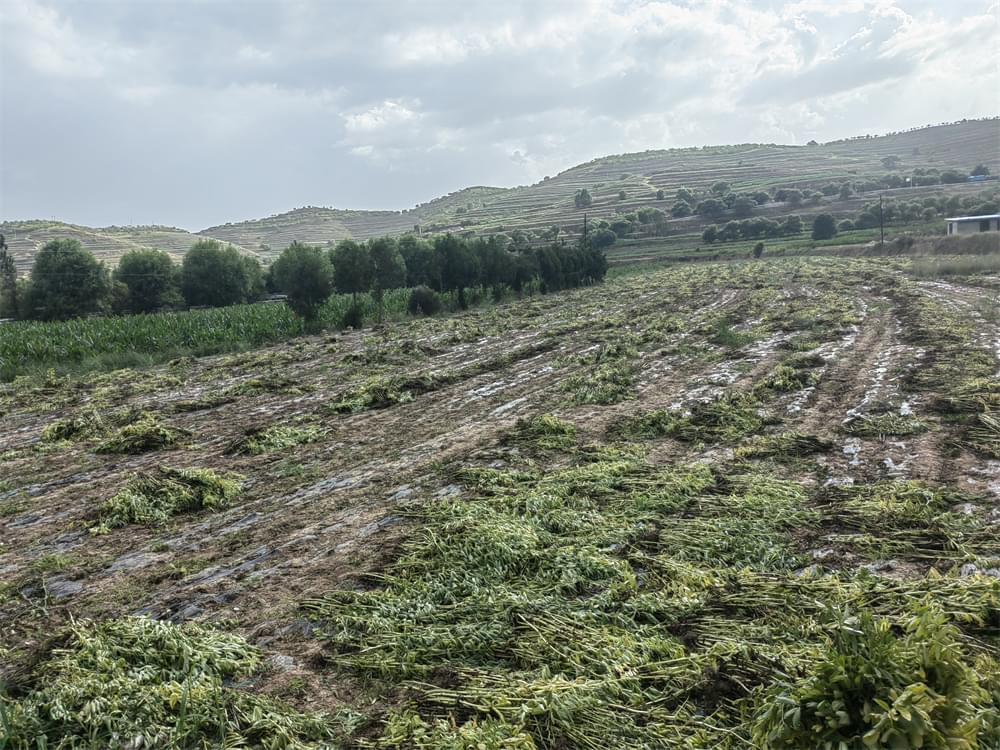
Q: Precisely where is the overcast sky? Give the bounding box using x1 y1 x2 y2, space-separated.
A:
1 0 997 230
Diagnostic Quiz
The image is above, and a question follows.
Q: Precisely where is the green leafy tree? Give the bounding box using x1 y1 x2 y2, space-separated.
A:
113 249 180 314
702 225 718 243
710 181 730 196
181 240 255 307
656 189 665 200
971 164 990 176
270 242 333 320
398 235 437 287
696 198 727 218
330 240 374 302
0 233 18 318
732 195 756 217
434 234 480 308
618 189 627 201
676 187 695 204
752 242 764 258
574 188 592 209
25 239 110 320
590 228 617 249
671 201 692 218
368 237 407 318
811 214 837 240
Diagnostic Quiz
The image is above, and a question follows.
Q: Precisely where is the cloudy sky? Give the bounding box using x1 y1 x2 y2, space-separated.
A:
1 0 997 230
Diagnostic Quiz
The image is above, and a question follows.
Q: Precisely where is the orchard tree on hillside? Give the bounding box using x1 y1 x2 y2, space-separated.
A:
710 181 730 196
330 240 374 302
26 238 110 320
270 242 333 320
574 189 593 209
181 240 256 307
114 249 180 314
811 214 838 241
971 164 990 176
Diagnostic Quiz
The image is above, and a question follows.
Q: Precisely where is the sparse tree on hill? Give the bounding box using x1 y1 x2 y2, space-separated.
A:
752 242 764 259
671 201 691 217
398 235 437 288
270 242 333 321
696 198 727 218
114 248 181 314
656 189 665 200
971 164 990 176
574 188 593 209
811 214 837 241
25 238 110 320
618 190 627 201
710 181 730 196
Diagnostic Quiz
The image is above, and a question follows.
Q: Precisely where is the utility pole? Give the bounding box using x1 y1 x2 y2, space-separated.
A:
879 194 885 247
583 213 589 238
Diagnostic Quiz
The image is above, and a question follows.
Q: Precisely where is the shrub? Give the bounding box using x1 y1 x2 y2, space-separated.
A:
95 413 188 454
811 214 838 241
407 285 442 316
341 302 365 329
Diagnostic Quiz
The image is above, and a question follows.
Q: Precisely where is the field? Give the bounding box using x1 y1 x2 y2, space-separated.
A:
4 120 998 270
2 255 999 747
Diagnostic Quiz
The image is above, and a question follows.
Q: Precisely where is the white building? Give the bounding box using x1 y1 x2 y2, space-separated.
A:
945 213 1000 235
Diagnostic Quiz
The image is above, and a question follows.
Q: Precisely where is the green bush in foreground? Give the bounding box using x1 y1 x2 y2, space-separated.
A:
754 606 998 749
1 616 333 749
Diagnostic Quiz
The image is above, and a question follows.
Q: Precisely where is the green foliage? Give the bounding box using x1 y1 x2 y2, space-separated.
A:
270 242 333 320
181 239 260 307
328 377 416 413
228 424 325 455
25 239 110 321
844 413 928 438
753 606 996 750
113 248 181 314
1 616 333 749
562 361 633 404
504 414 577 451
95 466 242 529
0 233 18 318
95 412 188 454
369 236 408 315
574 188 592 209
811 213 838 241
407 285 442 316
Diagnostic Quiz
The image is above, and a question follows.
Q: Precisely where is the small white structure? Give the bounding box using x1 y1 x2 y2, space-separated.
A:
945 213 1000 235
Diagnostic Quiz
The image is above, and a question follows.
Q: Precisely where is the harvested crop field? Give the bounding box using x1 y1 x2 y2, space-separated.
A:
2 257 999 748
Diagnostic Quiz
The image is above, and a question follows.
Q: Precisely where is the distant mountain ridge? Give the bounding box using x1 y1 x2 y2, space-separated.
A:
4 118 998 273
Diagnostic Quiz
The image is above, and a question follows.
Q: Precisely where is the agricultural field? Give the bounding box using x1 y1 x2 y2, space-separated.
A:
1 254 999 747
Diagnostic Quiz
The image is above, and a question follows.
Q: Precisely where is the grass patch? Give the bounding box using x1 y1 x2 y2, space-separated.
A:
735 431 833 460
843 413 928 438
227 424 326 456
94 466 242 530
1 616 335 748
616 391 769 443
561 362 634 405
95 413 188 454
755 364 820 394
328 377 417 414
503 414 577 451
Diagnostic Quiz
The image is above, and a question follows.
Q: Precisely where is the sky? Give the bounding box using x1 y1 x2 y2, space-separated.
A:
1 0 997 231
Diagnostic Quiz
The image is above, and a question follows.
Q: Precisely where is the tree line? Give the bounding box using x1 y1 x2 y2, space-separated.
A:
0 232 608 323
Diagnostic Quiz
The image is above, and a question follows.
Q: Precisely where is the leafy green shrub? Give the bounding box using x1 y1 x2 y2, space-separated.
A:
1 616 333 749
753 606 997 749
407 285 442 316
95 466 242 529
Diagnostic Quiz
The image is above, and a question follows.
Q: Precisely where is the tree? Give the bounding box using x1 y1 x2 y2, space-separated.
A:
398 235 437 287
732 195 756 217
368 237 407 318
676 187 695 204
881 155 901 170
811 214 837 241
330 240 374 302
702 225 718 243
181 240 255 307
710 181 730 196
618 189 627 201
25 238 110 320
780 215 803 235
656 189 665 200
971 164 990 176
434 234 479 308
939 169 968 184
0 233 17 318
270 242 333 320
671 201 692 217
113 249 180 314
839 183 853 200
752 191 771 205
695 198 726 218
590 228 617 249
785 189 803 206
574 189 593 209
752 242 764 259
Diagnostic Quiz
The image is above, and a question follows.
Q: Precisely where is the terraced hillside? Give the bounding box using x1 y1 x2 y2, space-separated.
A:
2 256 998 747
0 221 258 278
5 120 995 273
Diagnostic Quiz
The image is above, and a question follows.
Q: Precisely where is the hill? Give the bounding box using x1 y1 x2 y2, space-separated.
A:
4 119 998 270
